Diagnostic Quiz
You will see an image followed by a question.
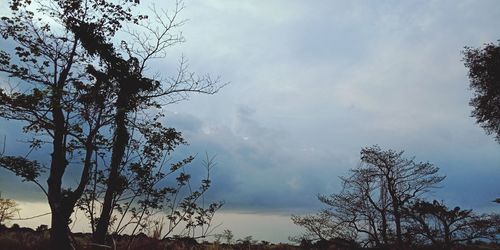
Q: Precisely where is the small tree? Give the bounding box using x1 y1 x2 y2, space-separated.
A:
216 229 234 244
36 224 49 232
290 210 355 243
0 193 20 225
236 235 258 250
406 200 499 249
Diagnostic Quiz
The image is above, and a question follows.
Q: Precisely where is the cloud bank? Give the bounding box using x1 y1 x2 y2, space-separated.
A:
1 0 499 222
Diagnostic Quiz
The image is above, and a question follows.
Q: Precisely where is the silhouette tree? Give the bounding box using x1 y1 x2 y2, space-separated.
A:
463 41 500 143
406 200 499 249
0 0 152 247
0 0 222 249
318 167 391 247
294 146 445 248
0 193 20 225
359 145 445 248
215 229 234 244
290 210 355 243
77 151 223 245
463 41 500 204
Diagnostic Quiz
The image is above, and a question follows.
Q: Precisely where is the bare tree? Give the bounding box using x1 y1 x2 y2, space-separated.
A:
317 167 391 247
290 210 355 243
360 145 445 248
294 146 445 248
0 193 20 225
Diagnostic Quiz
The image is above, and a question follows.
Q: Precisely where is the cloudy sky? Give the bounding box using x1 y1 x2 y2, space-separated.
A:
1 0 500 243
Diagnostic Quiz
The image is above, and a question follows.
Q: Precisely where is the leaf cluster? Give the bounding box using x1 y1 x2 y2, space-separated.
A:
463 42 500 142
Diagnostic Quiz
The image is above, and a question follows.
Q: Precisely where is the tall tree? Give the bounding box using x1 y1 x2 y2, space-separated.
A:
463 41 500 143
360 145 445 248
67 2 222 246
294 146 445 248
0 0 222 249
1 0 133 247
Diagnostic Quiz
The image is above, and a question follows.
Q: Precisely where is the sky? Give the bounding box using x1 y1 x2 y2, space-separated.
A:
1 0 500 243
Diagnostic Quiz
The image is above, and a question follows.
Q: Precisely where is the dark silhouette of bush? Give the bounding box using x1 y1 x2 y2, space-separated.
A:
35 224 48 232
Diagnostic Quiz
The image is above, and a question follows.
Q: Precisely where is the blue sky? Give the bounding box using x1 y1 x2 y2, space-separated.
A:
1 0 500 243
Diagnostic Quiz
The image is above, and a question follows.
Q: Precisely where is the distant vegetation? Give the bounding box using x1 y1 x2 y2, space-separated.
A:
0 222 498 250
0 193 19 225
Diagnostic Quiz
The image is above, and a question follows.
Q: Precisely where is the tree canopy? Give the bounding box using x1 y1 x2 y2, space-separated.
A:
463 41 500 143
0 0 223 249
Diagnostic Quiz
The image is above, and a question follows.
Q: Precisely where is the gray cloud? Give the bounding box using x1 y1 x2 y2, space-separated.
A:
156 0 500 212
1 0 499 216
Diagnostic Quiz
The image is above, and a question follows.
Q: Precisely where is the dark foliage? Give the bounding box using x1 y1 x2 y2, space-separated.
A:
463 41 500 142
0 0 223 249
405 200 499 249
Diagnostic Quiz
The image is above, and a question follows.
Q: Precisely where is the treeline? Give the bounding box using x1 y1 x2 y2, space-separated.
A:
292 146 499 249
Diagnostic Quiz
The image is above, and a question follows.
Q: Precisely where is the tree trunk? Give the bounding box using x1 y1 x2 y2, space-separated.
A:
49 201 74 250
93 90 130 247
386 176 403 249
47 88 72 249
393 205 403 249
380 209 389 245
443 224 452 250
